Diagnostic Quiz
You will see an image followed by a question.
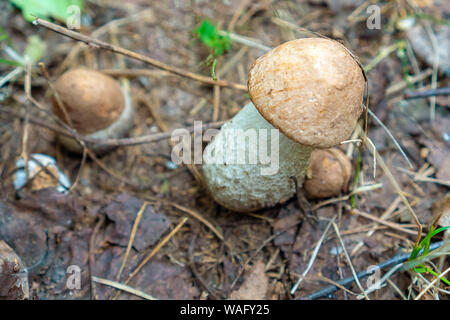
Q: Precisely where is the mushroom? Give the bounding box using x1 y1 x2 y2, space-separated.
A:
433 193 450 237
303 148 352 199
51 68 134 153
13 153 71 194
202 38 365 212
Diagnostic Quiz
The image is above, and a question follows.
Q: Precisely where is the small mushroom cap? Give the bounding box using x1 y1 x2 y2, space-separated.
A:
303 148 351 199
433 193 450 230
52 69 125 135
13 154 71 193
248 38 365 148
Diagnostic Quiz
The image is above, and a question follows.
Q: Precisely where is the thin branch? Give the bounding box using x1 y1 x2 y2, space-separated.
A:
405 87 450 99
301 240 445 300
168 202 223 241
115 202 148 282
89 215 105 300
87 121 225 148
359 126 422 247
290 215 336 295
92 276 157 300
33 18 247 91
350 208 418 236
415 266 450 300
0 106 224 148
368 108 413 169
38 62 73 127
112 217 188 299
230 219 303 291
68 147 87 193
332 222 369 300
188 234 223 299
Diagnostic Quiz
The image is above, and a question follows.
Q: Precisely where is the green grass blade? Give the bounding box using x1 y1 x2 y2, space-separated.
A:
0 58 23 67
211 58 217 80
409 226 450 261
0 25 14 48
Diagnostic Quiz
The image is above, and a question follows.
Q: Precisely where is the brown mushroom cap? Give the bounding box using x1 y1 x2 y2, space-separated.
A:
433 193 450 229
303 148 352 199
248 38 365 148
52 69 125 135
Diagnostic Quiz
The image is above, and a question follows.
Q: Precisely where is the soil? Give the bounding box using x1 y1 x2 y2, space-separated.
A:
0 0 448 300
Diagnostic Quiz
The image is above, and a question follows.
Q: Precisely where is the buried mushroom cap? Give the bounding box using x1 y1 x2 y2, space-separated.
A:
202 38 365 212
13 153 71 194
248 37 365 148
303 148 352 199
433 193 450 236
52 68 134 153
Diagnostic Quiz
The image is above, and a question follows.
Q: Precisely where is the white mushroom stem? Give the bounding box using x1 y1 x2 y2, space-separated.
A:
202 102 313 212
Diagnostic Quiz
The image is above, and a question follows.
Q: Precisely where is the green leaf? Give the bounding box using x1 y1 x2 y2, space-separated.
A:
24 35 46 63
440 276 450 286
9 0 84 22
396 40 413 89
160 180 170 194
193 19 231 57
409 226 450 261
412 264 450 286
0 25 14 48
428 226 450 237
412 264 428 273
0 58 22 67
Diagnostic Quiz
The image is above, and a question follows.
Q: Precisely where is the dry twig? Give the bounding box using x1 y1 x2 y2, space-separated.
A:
34 18 247 91
112 217 188 299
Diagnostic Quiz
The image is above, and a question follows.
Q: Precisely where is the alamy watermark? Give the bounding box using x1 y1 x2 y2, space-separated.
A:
170 122 280 176
366 4 381 30
365 265 382 290
66 5 81 30
66 265 81 290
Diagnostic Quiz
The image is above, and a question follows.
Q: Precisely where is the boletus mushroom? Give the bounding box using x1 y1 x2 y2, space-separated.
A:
303 148 352 199
202 38 365 212
52 69 134 153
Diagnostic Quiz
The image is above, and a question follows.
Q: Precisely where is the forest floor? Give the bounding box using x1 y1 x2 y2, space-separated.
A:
0 0 449 300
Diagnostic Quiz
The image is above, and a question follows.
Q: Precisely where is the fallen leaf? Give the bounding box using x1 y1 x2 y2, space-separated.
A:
102 193 171 250
230 260 268 300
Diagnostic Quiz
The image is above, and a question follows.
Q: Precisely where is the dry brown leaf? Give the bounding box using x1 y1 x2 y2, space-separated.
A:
230 260 268 300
